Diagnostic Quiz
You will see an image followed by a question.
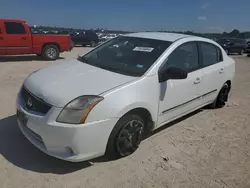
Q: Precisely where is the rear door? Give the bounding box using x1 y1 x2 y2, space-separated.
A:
4 21 32 55
198 42 226 104
0 21 6 55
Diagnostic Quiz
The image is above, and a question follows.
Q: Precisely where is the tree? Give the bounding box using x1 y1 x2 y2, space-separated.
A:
229 29 240 37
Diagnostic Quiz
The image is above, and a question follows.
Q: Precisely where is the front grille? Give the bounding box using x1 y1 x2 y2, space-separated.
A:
21 87 52 115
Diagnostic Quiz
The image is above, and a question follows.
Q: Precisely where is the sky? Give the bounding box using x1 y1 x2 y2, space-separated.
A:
1 0 250 33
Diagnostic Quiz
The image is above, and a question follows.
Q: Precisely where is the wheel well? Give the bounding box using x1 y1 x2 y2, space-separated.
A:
42 42 60 52
123 108 154 131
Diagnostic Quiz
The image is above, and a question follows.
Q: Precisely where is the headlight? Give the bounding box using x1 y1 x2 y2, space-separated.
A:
57 95 104 124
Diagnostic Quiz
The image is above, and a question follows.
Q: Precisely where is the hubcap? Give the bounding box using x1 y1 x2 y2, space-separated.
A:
116 120 144 156
46 48 57 59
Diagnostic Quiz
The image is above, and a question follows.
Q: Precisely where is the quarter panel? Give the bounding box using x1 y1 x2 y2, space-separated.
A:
32 35 71 53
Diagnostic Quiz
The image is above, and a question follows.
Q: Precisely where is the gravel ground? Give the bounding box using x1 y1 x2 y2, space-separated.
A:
0 48 249 188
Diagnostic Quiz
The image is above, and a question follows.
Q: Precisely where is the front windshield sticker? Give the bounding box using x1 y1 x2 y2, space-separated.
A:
136 64 144 68
133 47 154 52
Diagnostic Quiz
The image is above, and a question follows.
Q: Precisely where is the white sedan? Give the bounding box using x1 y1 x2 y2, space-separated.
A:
16 32 235 162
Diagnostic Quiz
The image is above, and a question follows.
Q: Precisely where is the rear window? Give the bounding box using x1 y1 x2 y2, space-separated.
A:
4 22 26 34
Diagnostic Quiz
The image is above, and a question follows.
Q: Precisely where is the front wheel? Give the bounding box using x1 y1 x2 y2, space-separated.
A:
42 45 59 60
106 114 145 159
209 83 230 109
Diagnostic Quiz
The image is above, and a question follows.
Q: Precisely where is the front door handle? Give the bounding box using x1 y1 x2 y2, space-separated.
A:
194 78 201 84
0 37 3 40
219 68 224 74
21 37 26 40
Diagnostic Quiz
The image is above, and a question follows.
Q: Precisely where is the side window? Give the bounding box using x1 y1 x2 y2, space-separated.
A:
163 42 199 73
200 42 219 67
4 22 26 34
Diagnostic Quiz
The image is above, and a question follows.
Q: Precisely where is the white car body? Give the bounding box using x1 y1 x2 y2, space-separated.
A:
16 32 235 162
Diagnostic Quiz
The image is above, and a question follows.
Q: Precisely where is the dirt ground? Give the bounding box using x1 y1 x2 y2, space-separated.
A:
0 48 249 188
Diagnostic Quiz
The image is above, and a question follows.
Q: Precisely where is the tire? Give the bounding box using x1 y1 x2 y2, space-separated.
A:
42 45 59 60
106 114 145 159
90 41 96 47
82 44 86 47
239 49 244 55
209 83 230 109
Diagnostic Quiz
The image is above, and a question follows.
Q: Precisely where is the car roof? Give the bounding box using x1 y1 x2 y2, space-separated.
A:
221 37 245 41
124 32 198 42
0 19 26 23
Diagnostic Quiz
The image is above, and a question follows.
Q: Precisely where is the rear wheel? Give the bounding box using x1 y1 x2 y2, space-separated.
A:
42 45 59 60
106 114 145 159
90 41 96 47
209 83 230 109
239 48 244 55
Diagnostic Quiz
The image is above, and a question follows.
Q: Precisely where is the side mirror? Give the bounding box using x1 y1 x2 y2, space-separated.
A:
158 67 188 83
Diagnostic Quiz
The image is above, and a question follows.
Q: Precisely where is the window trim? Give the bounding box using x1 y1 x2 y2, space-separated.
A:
216 46 223 62
4 22 26 35
198 41 223 69
158 41 201 74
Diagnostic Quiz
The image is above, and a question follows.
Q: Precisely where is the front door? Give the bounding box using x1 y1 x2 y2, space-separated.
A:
3 21 32 55
157 42 203 127
0 22 6 55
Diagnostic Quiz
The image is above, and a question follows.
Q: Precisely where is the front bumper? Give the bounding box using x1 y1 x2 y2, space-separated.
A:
16 93 118 162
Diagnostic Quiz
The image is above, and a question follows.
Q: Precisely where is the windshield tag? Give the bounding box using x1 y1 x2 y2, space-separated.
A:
136 64 144 68
133 47 154 52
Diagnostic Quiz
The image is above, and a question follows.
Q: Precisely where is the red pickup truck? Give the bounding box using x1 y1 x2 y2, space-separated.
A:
0 19 73 60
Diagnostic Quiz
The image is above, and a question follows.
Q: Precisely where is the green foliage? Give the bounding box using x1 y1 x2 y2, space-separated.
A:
178 29 250 39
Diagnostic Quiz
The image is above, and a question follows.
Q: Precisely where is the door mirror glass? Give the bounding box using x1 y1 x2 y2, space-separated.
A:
158 67 188 83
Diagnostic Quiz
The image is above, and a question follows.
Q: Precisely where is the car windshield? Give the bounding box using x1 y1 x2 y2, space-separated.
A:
78 36 172 77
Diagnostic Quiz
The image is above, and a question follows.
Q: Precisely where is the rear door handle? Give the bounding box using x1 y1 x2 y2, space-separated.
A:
194 78 201 84
21 37 26 40
219 68 224 74
0 37 3 40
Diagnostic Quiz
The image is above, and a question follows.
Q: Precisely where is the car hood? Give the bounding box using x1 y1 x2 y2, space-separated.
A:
24 59 137 107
